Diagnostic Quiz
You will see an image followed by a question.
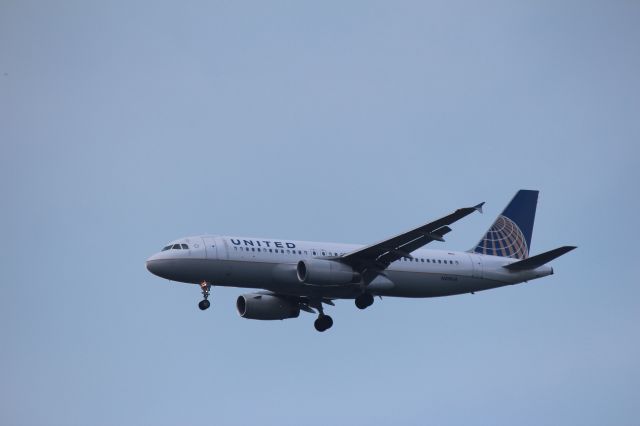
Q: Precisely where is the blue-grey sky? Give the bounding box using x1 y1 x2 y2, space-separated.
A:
1 1 638 425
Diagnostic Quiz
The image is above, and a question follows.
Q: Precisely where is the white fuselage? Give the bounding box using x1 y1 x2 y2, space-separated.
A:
145 235 553 299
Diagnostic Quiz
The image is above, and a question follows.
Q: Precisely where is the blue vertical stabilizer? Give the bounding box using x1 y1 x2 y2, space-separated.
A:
472 190 538 259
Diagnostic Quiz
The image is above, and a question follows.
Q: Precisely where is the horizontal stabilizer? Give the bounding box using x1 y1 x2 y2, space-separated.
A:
503 246 576 271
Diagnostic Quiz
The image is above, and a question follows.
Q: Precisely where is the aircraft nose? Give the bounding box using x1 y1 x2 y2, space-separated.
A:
146 254 166 277
146 259 157 276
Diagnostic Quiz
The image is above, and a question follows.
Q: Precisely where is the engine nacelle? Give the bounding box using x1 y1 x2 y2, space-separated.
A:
296 259 360 285
236 293 300 320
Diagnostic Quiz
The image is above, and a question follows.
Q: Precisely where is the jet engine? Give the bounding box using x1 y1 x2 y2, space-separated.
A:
236 293 300 320
296 259 360 285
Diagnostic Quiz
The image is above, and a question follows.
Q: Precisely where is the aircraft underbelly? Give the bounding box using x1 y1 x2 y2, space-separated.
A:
188 259 509 299
381 270 506 297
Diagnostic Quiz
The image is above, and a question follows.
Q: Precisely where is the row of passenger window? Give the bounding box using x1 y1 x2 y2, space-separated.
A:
162 244 189 251
401 257 459 265
234 246 341 256
233 246 459 265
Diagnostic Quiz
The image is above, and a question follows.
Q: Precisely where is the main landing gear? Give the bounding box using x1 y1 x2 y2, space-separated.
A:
314 315 333 332
198 281 211 311
355 293 374 310
313 302 333 332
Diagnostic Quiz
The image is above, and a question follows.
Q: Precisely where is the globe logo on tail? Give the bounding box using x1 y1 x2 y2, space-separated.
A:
474 215 529 259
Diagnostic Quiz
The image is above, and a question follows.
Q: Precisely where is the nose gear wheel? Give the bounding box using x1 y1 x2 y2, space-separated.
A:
198 281 211 311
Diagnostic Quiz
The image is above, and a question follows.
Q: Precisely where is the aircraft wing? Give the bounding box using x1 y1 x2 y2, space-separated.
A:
340 202 484 279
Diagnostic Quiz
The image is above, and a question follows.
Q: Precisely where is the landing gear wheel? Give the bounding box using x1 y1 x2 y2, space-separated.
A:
198 281 212 311
314 315 333 332
323 315 333 330
355 293 374 310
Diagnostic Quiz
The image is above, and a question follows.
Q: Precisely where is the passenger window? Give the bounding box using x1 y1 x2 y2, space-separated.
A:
252 248 255 252
304 251 308 255
438 260 442 264
313 251 317 255
421 259 424 262
257 248 261 252
269 249 273 253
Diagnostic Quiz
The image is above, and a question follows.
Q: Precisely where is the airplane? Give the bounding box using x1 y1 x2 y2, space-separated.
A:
146 190 576 332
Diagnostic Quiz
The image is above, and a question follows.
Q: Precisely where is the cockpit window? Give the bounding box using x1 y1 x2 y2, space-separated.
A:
161 243 189 251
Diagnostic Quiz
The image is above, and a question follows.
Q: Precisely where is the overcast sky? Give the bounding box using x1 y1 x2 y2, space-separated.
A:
1 1 638 425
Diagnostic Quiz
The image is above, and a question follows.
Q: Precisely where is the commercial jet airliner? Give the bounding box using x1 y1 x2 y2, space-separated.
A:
146 190 575 332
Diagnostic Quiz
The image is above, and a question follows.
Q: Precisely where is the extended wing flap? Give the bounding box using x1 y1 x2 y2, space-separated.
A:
503 246 577 271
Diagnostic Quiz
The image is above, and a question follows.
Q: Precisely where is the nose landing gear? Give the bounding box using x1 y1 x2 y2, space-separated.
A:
198 281 211 311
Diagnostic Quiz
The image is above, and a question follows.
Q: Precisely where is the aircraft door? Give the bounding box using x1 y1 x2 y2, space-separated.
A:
468 254 483 279
204 236 232 282
203 237 219 260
